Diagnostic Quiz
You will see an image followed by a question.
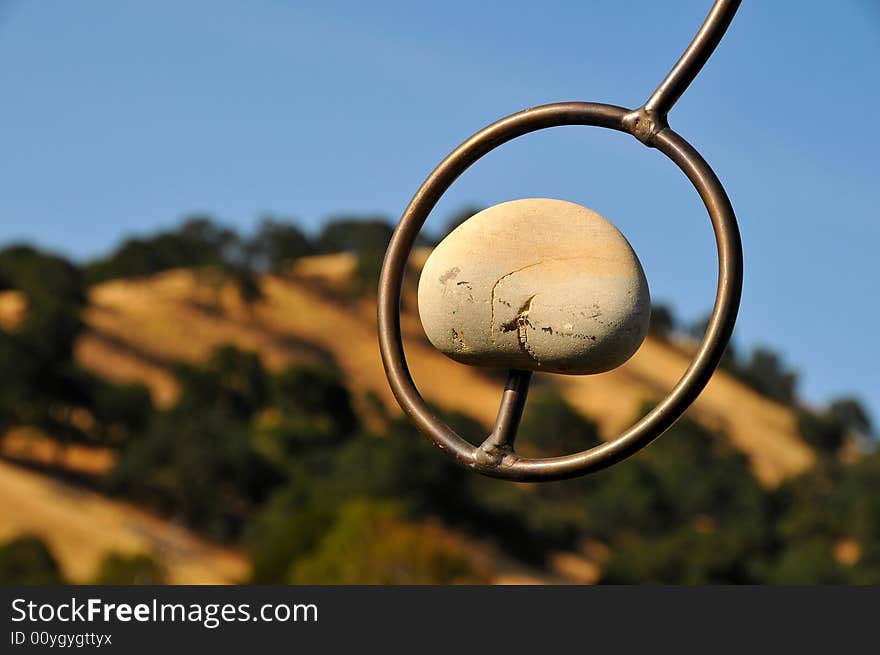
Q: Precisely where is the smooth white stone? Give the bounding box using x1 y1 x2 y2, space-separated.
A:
417 198 650 375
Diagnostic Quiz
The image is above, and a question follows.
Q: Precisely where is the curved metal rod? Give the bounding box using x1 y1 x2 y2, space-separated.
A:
645 0 742 119
377 102 742 481
624 0 741 144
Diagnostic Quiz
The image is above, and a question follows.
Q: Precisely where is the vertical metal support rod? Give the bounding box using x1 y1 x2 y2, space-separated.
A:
477 369 533 463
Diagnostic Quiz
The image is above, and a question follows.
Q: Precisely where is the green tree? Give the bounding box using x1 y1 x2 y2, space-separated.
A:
174 346 269 421
90 382 153 445
94 553 165 584
796 407 848 455
768 451 880 583
648 303 676 340
601 524 764 584
517 389 601 455
794 395 874 456
248 219 313 273
253 364 359 466
592 407 770 583
735 346 798 405
330 413 477 519
85 216 239 284
110 409 282 540
245 477 337 584
314 218 395 296
84 216 265 308
766 538 847 584
829 397 873 438
315 218 394 255
0 246 97 453
110 346 283 540
288 499 487 584
0 535 65 584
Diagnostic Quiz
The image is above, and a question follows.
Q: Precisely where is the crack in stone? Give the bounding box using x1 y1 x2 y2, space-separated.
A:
486 256 606 356
533 322 597 342
516 296 539 360
496 295 538 360
488 256 598 341
451 327 467 351
489 260 548 343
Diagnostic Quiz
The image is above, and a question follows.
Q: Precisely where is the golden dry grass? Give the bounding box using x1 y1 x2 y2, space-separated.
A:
0 459 248 584
1 428 114 476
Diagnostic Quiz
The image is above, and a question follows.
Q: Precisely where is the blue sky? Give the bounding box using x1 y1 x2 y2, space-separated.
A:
1 1 878 420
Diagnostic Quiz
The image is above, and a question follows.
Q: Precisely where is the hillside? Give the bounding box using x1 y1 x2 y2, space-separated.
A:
0 459 247 584
77 251 813 485
0 251 816 583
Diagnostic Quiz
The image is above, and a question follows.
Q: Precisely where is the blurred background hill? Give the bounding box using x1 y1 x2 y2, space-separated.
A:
0 215 876 584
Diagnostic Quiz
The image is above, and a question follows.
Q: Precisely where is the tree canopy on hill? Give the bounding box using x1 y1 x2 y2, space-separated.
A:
648 303 676 340
84 217 265 308
288 499 488 584
315 218 394 255
0 535 166 585
85 217 240 284
0 245 151 451
84 214 398 299
79 210 487 299
248 219 313 273
314 217 397 296
109 346 358 541
0 535 65 584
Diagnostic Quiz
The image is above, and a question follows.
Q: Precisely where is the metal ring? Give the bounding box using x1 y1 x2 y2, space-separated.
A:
377 102 742 481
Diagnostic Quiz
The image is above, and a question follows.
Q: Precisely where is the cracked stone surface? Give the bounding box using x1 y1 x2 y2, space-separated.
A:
417 198 650 375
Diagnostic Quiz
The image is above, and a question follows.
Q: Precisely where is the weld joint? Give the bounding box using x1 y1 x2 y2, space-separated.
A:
622 107 669 146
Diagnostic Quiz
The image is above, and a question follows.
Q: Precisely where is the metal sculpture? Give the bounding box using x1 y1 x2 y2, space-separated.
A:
377 0 743 482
